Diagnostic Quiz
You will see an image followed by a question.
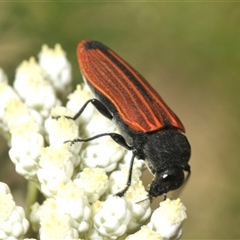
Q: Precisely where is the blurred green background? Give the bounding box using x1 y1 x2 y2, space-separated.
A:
0 2 240 239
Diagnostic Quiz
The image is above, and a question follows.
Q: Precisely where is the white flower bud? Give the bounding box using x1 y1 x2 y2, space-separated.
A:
119 151 146 171
38 44 72 96
14 57 59 117
38 182 91 239
8 116 44 180
0 82 20 125
81 139 125 173
84 110 116 139
147 198 187 240
37 145 75 197
124 181 151 233
56 182 91 234
0 182 29 240
4 99 43 129
66 84 94 123
74 168 108 203
108 164 142 195
93 197 132 239
45 114 81 155
39 198 79 240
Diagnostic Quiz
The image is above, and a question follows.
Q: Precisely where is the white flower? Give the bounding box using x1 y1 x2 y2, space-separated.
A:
8 114 44 180
119 150 146 171
56 182 91 234
38 44 72 96
37 145 75 197
66 84 94 123
108 163 142 195
4 99 43 128
39 199 79 240
93 197 132 239
37 182 91 239
74 167 109 203
81 139 125 173
14 57 59 117
0 82 20 119
45 113 81 154
84 110 117 139
147 198 187 240
0 182 29 240
0 82 21 136
124 181 152 233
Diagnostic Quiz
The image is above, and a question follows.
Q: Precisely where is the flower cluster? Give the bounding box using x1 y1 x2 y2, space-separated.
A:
0 44 187 239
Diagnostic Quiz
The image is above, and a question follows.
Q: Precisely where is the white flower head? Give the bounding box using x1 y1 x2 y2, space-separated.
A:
50 105 75 120
14 57 59 117
0 84 23 142
37 145 75 196
81 139 125 173
119 150 146 171
35 182 91 239
74 167 109 203
108 163 142 196
66 84 94 123
38 44 72 96
45 113 80 151
84 109 117 138
46 106 82 161
0 182 29 239
147 198 187 240
39 198 79 240
0 82 20 123
124 181 152 233
56 182 91 234
93 196 132 239
8 115 44 180
0 183 15 222
4 99 43 129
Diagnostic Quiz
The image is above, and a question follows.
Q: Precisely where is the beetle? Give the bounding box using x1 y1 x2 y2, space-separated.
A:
66 40 191 201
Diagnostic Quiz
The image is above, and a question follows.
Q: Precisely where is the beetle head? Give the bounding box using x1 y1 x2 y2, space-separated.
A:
148 167 185 200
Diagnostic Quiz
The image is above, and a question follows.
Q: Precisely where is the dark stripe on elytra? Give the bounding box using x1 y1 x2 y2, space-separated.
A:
84 41 152 102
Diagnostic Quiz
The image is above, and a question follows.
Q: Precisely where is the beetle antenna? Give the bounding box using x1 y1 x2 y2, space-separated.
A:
135 197 150 204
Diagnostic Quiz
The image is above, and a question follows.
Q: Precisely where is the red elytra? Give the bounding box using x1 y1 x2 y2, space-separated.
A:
77 40 185 133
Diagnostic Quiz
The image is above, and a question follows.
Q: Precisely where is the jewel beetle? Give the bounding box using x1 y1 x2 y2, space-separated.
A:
67 40 191 201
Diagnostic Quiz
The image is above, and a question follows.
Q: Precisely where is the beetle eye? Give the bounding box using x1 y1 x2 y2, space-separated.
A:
155 171 179 187
148 167 185 198
162 173 176 183
158 168 184 186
